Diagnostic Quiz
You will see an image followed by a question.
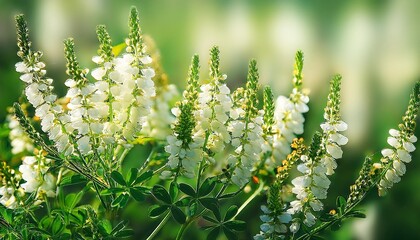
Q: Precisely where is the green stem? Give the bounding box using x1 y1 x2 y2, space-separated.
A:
139 147 157 172
146 212 171 240
233 182 264 219
176 219 191 240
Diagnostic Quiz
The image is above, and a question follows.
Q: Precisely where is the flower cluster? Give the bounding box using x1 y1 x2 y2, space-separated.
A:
197 47 232 154
14 8 156 160
263 51 309 170
19 153 56 201
377 82 419 196
228 59 264 187
287 76 346 230
288 133 327 228
320 75 348 175
15 16 74 156
163 55 204 178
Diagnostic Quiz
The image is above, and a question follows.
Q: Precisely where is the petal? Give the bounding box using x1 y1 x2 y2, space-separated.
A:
326 143 343 159
397 149 411 163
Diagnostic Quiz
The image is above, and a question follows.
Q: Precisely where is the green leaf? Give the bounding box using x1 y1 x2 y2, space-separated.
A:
98 220 113 235
188 200 198 216
170 182 179 201
127 168 138 186
51 216 64 235
149 205 169 218
207 227 220 240
346 210 366 219
129 187 146 201
39 217 53 230
199 177 216 197
223 226 238 240
111 171 127 186
152 185 172 204
336 196 347 215
134 170 153 185
59 175 87 186
224 205 238 221
101 188 125 196
203 215 219 224
111 193 129 208
65 190 84 210
225 220 246 231
179 183 196 197
171 206 186 224
199 198 220 221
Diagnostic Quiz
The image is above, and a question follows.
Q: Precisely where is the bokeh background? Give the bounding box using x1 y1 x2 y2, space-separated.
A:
1 0 420 239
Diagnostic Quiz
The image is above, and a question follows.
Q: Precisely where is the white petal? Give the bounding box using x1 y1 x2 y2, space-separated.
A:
389 129 400 137
385 169 401 183
397 149 411 163
334 121 348 131
387 137 400 148
381 148 394 158
330 133 348 145
403 141 415 152
326 143 343 159
393 160 406 176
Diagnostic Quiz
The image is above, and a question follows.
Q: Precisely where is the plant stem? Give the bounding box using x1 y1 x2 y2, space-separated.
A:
139 147 157 172
233 182 264 219
146 212 171 240
176 219 191 240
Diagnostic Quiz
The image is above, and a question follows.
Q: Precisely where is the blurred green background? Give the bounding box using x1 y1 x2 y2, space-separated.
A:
1 0 420 239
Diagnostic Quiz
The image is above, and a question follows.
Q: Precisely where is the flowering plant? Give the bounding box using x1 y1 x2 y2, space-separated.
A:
0 7 418 240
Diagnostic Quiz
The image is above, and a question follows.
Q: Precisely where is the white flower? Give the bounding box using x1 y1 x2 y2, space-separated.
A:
19 155 56 200
379 127 417 193
141 84 179 140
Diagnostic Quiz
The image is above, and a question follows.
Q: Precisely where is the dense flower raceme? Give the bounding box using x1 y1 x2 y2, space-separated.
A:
163 54 204 179
288 75 347 230
377 82 420 196
228 59 265 187
263 51 309 170
14 9 156 159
